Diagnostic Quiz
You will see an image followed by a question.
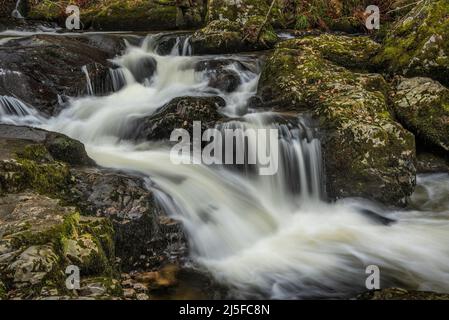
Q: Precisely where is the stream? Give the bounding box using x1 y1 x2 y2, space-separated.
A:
1 31 449 299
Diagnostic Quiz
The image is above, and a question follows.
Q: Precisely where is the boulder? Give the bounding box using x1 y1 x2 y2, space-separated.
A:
124 96 227 142
391 77 449 154
257 35 417 205
0 35 115 116
374 0 449 86
258 34 382 110
69 168 187 271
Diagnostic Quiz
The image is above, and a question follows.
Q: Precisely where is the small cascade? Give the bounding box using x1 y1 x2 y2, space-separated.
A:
0 96 42 125
172 35 192 56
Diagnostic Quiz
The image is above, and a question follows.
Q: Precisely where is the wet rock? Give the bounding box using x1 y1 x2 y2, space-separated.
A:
194 59 248 93
258 35 417 205
374 0 449 86
0 35 114 116
190 18 278 54
391 77 449 154
68 167 187 271
125 96 227 142
358 287 449 300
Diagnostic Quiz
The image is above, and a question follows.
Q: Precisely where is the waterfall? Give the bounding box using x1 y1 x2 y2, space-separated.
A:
11 0 24 19
0 95 43 125
170 35 193 56
5 32 449 299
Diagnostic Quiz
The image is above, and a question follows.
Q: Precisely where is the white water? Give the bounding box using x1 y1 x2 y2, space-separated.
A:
0 95 43 125
4 33 449 298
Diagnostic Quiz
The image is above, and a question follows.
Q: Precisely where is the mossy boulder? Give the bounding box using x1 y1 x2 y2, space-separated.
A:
257 35 417 205
258 34 382 110
190 18 278 54
0 124 94 197
391 77 449 154
0 193 118 299
374 0 449 86
27 0 205 31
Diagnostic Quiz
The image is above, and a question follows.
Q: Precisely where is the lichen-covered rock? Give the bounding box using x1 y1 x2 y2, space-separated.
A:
0 193 117 299
124 96 227 142
258 35 417 205
258 34 382 110
190 18 278 54
391 77 449 154
358 287 449 300
374 0 449 86
27 0 205 31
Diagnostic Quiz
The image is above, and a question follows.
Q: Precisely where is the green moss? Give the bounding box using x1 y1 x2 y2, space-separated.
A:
374 0 449 85
16 159 71 195
15 144 51 162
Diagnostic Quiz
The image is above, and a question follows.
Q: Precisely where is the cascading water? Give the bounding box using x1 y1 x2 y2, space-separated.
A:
5 33 449 299
81 65 94 96
0 95 43 125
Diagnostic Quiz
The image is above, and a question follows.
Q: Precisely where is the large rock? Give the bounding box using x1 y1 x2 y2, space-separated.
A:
257 35 417 205
0 35 117 116
258 34 381 110
124 96 227 142
374 0 449 86
27 0 205 30
392 77 449 154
